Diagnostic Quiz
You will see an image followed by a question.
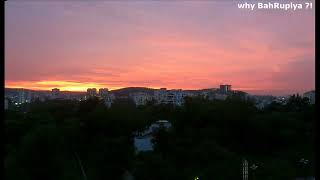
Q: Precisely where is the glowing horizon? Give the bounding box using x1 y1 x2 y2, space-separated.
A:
5 1 315 96
4 80 306 96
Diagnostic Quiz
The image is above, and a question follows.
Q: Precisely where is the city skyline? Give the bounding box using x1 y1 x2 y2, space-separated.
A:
5 1 315 96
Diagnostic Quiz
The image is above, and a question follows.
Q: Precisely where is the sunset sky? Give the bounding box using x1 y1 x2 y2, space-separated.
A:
5 1 315 95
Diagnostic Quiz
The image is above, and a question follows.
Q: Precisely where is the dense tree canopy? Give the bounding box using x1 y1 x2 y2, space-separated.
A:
5 95 315 179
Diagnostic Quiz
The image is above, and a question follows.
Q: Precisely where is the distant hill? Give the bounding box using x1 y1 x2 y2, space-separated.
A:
303 90 315 94
5 88 49 92
110 87 157 96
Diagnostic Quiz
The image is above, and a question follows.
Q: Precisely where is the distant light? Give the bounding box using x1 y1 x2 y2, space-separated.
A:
15 102 18 105
194 176 199 180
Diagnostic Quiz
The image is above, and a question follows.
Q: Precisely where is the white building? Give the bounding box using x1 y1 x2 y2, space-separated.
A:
134 120 172 152
153 88 167 104
166 89 184 106
303 90 315 104
130 92 152 106
153 88 185 106
97 88 114 107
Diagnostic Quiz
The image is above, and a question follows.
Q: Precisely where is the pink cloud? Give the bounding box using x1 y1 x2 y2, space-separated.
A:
5 1 314 95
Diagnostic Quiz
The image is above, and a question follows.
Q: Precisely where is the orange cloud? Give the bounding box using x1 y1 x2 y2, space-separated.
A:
5 80 112 91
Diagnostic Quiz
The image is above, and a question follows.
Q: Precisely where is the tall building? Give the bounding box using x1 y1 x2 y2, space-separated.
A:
18 89 25 103
51 88 60 99
87 88 97 97
26 90 32 103
98 88 109 97
220 84 232 94
97 88 114 107
17 89 32 103
303 90 315 104
167 89 184 106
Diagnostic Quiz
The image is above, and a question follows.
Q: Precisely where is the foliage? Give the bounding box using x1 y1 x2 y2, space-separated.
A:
5 95 315 179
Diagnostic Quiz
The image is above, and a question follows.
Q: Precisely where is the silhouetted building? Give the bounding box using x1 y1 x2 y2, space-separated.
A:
98 88 109 97
97 88 115 107
87 88 97 97
220 84 232 93
303 90 315 104
51 88 60 99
